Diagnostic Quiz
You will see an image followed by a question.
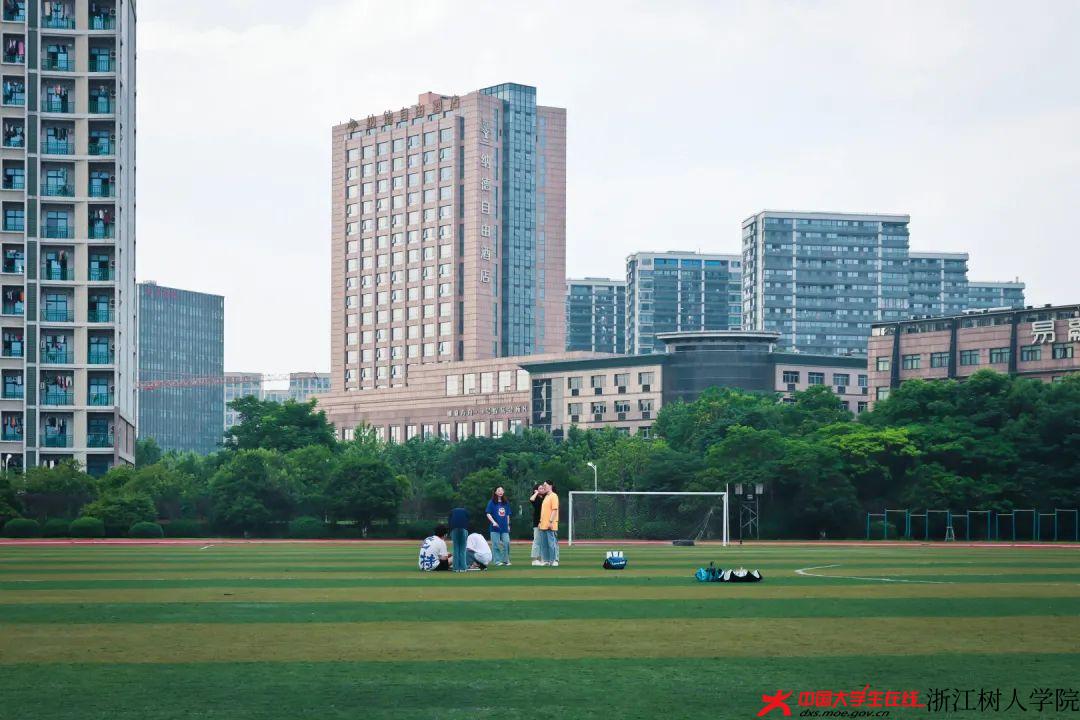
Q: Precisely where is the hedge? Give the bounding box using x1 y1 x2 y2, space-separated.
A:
129 521 164 538
162 519 208 538
2 518 40 538
288 516 328 539
70 516 106 538
41 518 71 537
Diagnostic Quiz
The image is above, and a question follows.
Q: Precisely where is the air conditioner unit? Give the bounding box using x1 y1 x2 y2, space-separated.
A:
592 414 603 422
641 411 651 420
836 386 847 395
787 383 796 392
642 384 651 392
569 415 579 423
862 388 869 395
617 386 626 394
593 387 602 395
570 388 578 396
617 412 626 421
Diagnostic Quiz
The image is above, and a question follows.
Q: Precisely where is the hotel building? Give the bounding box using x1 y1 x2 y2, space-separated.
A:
565 277 625 354
137 282 223 455
0 0 136 474
867 304 1080 405
329 82 565 394
625 251 742 355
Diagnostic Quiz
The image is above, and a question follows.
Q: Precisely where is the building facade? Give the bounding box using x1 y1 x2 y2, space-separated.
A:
967 280 1026 310
908 252 969 317
565 277 625 354
224 371 262 431
137 282 223 455
742 211 911 358
330 83 566 394
0 0 136 474
625 251 742 355
867 304 1080 405
288 371 329 401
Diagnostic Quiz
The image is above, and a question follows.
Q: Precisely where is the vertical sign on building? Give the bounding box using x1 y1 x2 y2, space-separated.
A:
478 117 496 288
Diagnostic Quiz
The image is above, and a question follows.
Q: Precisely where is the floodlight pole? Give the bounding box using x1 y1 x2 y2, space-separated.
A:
586 461 597 492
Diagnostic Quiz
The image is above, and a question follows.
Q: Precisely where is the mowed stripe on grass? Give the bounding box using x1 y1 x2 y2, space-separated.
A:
4 616 1078 664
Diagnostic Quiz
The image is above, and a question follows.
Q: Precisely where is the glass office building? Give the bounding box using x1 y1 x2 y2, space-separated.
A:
967 281 1026 310
908 252 969 317
224 372 262 431
742 211 911 357
138 282 224 454
626 251 742 354
566 278 625 354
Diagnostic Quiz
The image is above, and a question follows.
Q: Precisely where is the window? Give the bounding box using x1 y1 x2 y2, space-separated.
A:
1020 345 1041 362
960 349 980 366
614 373 629 387
782 370 800 384
568 376 582 391
930 352 949 368
445 375 460 396
807 372 825 385
638 371 654 386
517 370 529 392
568 403 582 416
480 372 494 394
832 373 850 387
1052 343 1074 360
875 357 890 372
590 375 606 389
901 354 921 370
498 370 513 392
989 347 1011 364
876 387 890 401
857 401 868 413
614 401 631 414
463 373 477 394
590 402 606 415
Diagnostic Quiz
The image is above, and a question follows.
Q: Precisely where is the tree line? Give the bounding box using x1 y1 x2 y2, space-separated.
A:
2 371 1078 539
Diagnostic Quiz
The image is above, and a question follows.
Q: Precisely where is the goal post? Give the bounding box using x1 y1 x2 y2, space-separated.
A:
568 491 728 546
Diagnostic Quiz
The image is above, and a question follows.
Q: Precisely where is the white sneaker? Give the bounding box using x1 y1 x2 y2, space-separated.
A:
531 560 542 566
504 562 512 566
551 561 559 567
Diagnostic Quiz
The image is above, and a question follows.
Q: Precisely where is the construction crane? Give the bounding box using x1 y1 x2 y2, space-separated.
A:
137 373 298 392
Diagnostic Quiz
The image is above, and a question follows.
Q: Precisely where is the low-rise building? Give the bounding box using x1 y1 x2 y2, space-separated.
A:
867 304 1080 405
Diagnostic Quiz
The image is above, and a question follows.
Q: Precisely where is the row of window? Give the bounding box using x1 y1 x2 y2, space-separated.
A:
346 129 455 161
362 418 524 444
567 399 653 416
566 371 656 392
445 369 530 396
344 166 456 199
879 343 1076 372
781 370 868 387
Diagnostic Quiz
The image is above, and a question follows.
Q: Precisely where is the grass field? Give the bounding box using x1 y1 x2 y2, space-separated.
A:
1 540 1078 719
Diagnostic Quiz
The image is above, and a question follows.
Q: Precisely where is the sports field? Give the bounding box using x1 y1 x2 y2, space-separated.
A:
0 541 1077 719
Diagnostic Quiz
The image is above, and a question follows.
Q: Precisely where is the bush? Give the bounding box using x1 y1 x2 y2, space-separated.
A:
288 516 328 539
70 516 106 538
162 519 208 538
639 520 683 541
42 518 71 537
129 521 164 538
2 518 40 538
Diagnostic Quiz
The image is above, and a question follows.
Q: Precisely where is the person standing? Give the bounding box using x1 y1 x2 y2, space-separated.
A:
538 481 560 567
485 486 513 566
448 506 469 572
529 483 546 566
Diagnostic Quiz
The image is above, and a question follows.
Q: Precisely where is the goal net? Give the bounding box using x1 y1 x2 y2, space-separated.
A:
568 491 728 545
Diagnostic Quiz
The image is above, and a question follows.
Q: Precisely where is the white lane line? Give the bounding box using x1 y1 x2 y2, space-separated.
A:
199 545 215 550
795 564 953 584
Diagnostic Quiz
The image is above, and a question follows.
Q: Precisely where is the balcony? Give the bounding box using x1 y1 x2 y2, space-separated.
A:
2 427 22 441
41 56 74 72
2 90 24 107
2 260 23 274
41 97 74 113
88 182 114 198
87 307 112 323
3 3 25 22
88 222 114 239
2 133 23 149
42 225 71 239
41 307 72 322
88 96 114 114
89 14 115 31
87 432 113 448
40 266 73 281
87 348 113 364
2 176 23 190
41 349 73 364
89 267 113 281
40 433 72 448
3 53 24 65
41 14 75 30
2 386 22 400
41 390 73 406
2 218 23 232
42 139 74 155
88 139 113 156
41 182 74 197
88 392 113 407
89 56 115 73
2 302 22 315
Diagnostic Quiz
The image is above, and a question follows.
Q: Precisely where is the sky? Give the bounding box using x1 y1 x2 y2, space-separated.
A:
136 0 1080 374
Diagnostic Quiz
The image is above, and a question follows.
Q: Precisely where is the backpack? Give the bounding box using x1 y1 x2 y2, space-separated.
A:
603 550 627 570
694 561 724 582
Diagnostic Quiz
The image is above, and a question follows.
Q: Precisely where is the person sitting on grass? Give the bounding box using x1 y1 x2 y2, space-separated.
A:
418 525 451 572
465 530 493 570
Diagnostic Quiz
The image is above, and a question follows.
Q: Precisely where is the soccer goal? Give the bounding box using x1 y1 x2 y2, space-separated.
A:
568 491 729 546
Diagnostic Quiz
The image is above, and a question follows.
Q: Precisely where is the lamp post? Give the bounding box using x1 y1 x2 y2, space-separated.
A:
586 461 597 492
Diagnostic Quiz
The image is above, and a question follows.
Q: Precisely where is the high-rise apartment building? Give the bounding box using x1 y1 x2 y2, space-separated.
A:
0 0 136 474
565 277 625 354
967 280 1026 310
224 372 262 430
288 371 329 401
137 282 223 455
625 251 741 354
742 211 911 357
908 252 969 317
330 83 566 393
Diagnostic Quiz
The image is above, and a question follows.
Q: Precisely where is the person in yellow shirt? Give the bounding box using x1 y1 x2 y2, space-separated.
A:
538 481 560 567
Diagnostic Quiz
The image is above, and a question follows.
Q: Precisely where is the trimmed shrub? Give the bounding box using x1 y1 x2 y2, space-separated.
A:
162 519 208 538
2 518 41 538
288 516 327 539
70 516 106 538
42 518 71 537
129 521 164 539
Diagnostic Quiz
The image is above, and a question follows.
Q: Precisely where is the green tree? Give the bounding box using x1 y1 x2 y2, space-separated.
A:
456 467 507 516
209 450 294 533
81 492 156 535
323 455 401 534
19 460 94 520
135 437 163 467
224 398 336 453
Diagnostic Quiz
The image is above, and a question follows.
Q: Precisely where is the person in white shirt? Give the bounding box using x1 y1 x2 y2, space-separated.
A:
465 531 493 570
418 525 451 571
